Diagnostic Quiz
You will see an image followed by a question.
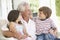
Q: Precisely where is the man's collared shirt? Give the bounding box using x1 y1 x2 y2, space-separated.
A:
21 18 36 39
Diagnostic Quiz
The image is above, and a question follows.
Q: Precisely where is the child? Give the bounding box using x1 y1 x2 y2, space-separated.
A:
33 6 57 40
7 10 31 40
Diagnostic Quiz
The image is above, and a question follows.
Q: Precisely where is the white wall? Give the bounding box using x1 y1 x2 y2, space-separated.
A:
0 0 12 20
13 0 29 9
0 0 2 17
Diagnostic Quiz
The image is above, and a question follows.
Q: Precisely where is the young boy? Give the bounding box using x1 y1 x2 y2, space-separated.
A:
33 6 57 40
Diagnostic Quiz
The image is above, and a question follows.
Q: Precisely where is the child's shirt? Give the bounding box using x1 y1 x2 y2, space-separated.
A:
33 17 56 35
14 23 24 35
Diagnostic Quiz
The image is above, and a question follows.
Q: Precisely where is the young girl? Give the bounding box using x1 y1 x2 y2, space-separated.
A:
7 10 31 40
33 6 57 40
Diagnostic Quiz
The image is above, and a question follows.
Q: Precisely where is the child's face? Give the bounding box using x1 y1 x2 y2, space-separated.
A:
39 11 46 19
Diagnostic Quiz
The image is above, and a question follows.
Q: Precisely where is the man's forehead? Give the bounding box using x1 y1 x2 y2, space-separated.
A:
25 5 30 9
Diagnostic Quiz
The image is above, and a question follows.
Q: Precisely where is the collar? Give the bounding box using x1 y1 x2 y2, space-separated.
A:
20 17 31 24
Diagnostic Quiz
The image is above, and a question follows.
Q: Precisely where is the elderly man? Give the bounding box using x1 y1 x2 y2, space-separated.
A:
2 2 36 40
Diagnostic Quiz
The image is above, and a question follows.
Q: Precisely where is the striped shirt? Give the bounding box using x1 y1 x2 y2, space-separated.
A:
33 17 56 35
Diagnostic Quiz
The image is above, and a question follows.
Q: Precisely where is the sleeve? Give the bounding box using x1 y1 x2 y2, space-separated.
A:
50 19 56 28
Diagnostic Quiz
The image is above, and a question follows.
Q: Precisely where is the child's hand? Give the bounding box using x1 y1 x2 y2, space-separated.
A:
49 29 54 33
49 29 57 37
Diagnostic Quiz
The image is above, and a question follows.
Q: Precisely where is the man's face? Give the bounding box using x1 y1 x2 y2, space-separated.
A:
22 5 31 18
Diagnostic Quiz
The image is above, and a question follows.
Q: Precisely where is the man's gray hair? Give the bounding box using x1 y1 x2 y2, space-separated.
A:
17 2 29 12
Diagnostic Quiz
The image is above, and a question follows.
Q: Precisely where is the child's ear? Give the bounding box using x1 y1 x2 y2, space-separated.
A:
45 13 48 18
46 13 47 17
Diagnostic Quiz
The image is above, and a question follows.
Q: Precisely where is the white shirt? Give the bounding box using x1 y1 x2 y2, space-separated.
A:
1 19 36 40
21 19 36 40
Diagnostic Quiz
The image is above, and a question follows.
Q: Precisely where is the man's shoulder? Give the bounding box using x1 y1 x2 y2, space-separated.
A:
32 17 38 20
29 19 35 24
32 17 38 22
29 17 39 24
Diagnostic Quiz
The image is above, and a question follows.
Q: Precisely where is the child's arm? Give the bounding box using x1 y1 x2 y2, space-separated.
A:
49 27 57 37
53 28 57 37
9 22 22 40
50 19 57 37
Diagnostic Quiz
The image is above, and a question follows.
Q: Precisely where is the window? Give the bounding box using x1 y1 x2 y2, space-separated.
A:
29 0 39 13
0 0 12 19
56 0 60 16
0 0 2 18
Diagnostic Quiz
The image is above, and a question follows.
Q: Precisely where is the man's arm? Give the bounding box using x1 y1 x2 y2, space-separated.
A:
2 31 15 38
2 22 22 40
3 30 23 39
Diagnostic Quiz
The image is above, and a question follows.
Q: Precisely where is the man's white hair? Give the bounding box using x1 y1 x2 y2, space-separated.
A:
17 1 29 12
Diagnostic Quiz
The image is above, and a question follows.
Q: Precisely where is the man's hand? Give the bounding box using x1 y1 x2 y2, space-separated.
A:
2 31 14 38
